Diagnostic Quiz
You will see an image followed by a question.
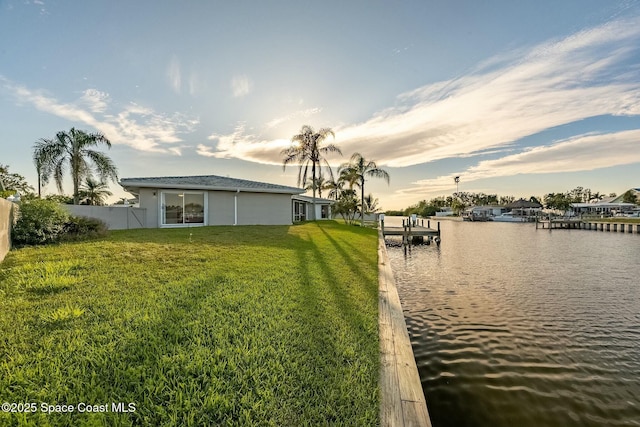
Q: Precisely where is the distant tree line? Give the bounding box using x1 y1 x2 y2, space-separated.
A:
389 186 637 217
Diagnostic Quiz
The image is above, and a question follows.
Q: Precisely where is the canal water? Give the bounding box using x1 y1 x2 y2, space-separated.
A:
385 219 640 427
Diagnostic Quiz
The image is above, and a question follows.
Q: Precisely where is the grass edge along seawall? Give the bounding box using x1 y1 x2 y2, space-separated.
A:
0 221 380 426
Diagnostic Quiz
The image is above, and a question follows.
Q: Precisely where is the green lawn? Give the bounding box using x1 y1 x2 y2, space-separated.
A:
0 221 380 426
590 217 640 223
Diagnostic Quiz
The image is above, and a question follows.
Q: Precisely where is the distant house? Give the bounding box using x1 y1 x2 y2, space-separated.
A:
463 205 506 221
434 207 454 217
291 195 333 222
571 198 636 216
611 188 640 204
504 199 542 216
119 175 304 227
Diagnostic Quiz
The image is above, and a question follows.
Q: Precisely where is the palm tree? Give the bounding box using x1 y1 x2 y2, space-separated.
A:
337 165 360 190
363 193 380 215
322 177 339 200
339 153 390 226
305 175 329 198
33 128 118 205
281 125 342 220
79 177 113 205
32 146 51 198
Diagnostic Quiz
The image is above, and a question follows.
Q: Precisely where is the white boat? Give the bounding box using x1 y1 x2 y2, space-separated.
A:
492 213 529 222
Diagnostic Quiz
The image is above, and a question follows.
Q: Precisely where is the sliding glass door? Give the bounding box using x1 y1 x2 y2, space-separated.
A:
161 191 206 226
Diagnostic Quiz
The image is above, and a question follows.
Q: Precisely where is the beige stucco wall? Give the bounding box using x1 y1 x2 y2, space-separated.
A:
236 192 293 225
208 191 235 225
140 189 294 227
0 198 14 262
138 188 159 228
309 202 332 220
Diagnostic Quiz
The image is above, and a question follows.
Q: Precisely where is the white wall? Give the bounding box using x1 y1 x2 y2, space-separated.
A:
0 198 13 262
236 192 293 225
138 188 158 228
140 189 295 227
63 205 147 230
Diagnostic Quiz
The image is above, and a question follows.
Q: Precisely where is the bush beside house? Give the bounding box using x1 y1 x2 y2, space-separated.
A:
11 199 107 247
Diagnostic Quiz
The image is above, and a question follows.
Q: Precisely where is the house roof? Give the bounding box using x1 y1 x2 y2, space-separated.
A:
505 199 542 209
611 188 640 204
120 175 304 195
292 194 334 204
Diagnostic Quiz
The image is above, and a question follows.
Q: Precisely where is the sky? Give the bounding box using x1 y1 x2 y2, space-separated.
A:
1 0 640 210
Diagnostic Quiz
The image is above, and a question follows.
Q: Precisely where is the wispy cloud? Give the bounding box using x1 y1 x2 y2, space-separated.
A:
231 75 252 98
197 123 290 164
196 15 640 174
188 71 202 96
1 76 199 154
79 89 109 113
397 129 640 196
24 0 48 15
167 56 181 94
199 108 324 161
334 18 640 167
265 107 322 129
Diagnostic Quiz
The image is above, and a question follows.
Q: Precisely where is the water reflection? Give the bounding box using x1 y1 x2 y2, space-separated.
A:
386 219 640 427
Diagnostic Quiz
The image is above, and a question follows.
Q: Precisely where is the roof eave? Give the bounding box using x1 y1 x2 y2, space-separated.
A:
119 181 303 195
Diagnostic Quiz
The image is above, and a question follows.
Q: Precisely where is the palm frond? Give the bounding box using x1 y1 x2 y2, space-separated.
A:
32 127 116 204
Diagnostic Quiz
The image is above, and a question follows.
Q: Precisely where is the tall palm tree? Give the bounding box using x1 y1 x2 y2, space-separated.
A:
322 177 338 200
32 142 51 198
340 153 390 226
281 125 342 220
337 165 360 190
79 177 113 205
33 128 118 204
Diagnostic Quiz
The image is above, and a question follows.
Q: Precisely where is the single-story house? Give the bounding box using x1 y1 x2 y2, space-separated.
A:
291 195 333 221
611 188 640 204
119 175 304 227
570 200 636 216
505 199 543 216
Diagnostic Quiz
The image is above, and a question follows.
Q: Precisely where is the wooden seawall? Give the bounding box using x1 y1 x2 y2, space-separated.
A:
378 229 432 426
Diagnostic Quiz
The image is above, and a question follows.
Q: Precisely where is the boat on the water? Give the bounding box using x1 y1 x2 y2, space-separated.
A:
492 213 530 222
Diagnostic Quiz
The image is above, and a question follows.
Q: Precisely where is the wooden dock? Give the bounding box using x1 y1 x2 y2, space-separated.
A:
536 218 640 234
378 229 432 427
381 217 441 249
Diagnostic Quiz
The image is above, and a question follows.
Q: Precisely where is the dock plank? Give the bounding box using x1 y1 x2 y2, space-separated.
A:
378 230 432 427
402 401 432 427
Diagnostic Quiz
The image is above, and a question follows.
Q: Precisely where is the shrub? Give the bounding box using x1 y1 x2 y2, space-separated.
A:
62 216 108 241
45 194 74 204
12 199 70 246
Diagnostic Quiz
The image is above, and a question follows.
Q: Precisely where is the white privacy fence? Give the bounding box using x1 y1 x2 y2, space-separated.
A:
63 205 147 230
0 198 14 262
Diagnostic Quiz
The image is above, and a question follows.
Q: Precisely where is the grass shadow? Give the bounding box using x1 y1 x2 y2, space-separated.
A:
26 285 71 297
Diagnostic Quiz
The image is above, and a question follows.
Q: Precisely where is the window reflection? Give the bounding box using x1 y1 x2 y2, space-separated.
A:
162 192 204 225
